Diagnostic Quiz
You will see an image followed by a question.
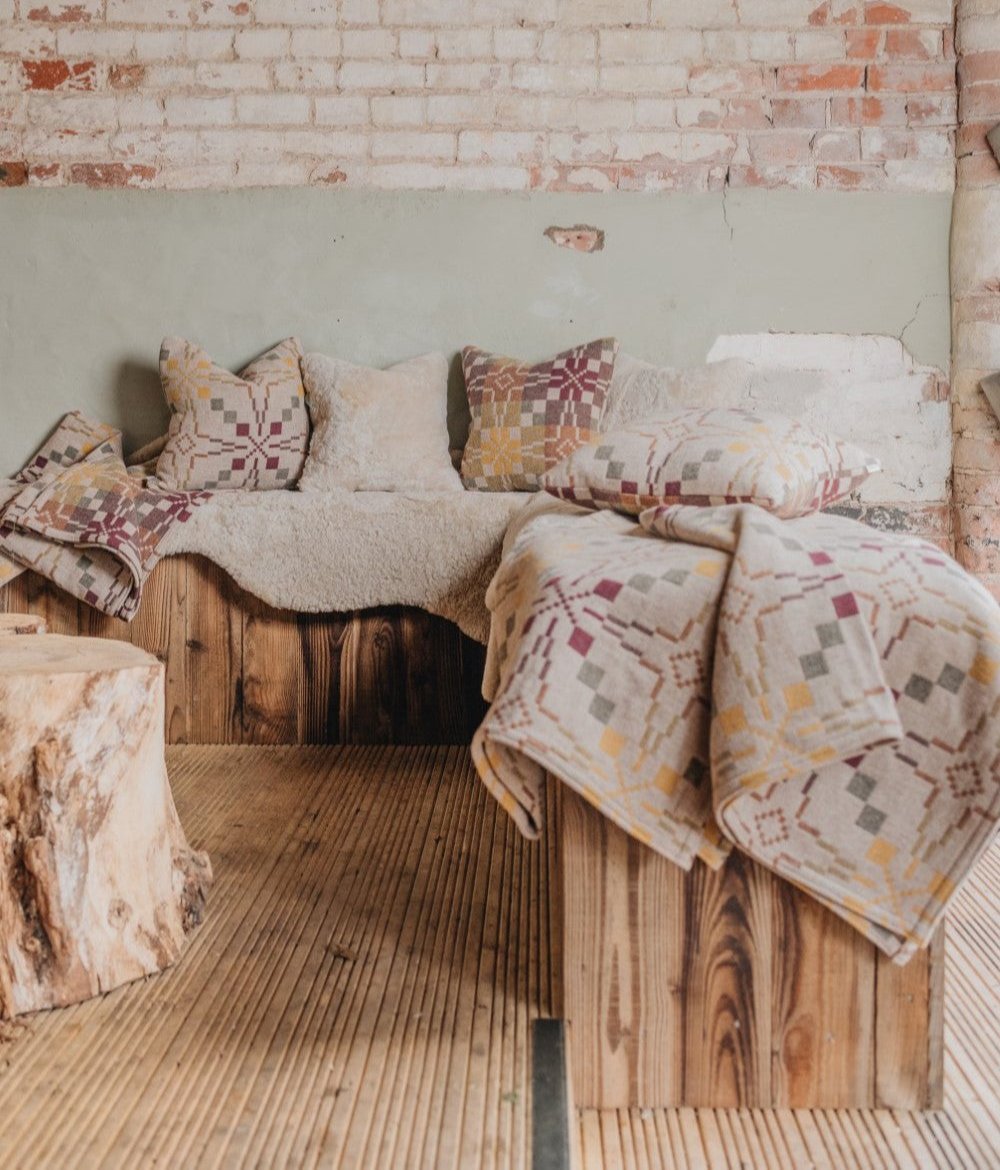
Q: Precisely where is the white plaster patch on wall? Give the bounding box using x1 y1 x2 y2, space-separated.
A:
706 332 952 505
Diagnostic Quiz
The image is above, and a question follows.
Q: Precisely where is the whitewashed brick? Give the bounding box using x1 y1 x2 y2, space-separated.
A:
399 29 436 58
254 0 341 25
237 93 310 124
196 62 271 89
600 63 688 92
435 28 492 58
493 28 538 60
235 29 290 59
794 31 847 62
600 28 703 62
340 60 425 88
165 94 235 125
512 62 597 92
273 62 339 88
539 29 597 63
289 28 341 58
372 130 456 159
652 0 738 26
426 62 509 89
372 94 428 125
134 30 187 61
341 29 397 58
458 128 542 162
314 94 370 125
426 93 497 124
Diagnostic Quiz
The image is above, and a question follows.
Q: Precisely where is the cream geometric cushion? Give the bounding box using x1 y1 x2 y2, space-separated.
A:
299 351 462 492
156 337 309 491
542 406 881 518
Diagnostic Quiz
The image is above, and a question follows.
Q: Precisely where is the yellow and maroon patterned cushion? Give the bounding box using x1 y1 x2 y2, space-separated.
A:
460 338 619 491
156 336 309 491
542 406 880 518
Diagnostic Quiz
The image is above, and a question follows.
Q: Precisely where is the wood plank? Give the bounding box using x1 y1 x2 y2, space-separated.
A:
297 610 346 744
560 788 686 1109
875 928 941 1110
772 879 876 1108
682 851 773 1108
338 609 408 744
241 592 301 745
559 786 943 1111
184 556 242 745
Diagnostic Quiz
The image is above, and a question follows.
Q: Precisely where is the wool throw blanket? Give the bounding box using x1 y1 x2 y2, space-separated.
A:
473 496 1000 963
0 413 203 620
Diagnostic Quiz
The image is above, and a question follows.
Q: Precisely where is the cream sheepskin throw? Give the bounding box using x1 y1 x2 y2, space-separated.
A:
159 488 529 643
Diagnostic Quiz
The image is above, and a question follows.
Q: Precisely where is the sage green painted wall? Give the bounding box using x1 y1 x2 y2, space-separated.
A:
0 187 951 476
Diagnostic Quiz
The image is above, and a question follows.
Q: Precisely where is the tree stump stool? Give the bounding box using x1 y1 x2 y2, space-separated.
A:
0 613 46 635
0 634 212 1018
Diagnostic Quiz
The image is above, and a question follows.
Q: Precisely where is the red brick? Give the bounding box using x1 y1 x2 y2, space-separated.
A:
809 1 862 26
884 29 941 60
831 94 908 123
776 64 865 91
865 2 911 24
867 62 956 92
68 162 157 188
26 4 95 20
958 53 1000 87
0 161 29 186
22 58 96 90
108 64 145 90
817 162 870 186
771 97 828 127
846 28 882 57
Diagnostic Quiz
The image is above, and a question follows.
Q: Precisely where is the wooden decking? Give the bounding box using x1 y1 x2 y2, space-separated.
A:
0 745 996 1170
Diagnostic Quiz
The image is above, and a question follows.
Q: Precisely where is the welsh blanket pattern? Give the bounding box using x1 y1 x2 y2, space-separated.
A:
473 497 1000 962
0 412 204 619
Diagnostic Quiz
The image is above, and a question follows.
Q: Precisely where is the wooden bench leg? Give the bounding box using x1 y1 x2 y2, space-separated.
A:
556 786 944 1110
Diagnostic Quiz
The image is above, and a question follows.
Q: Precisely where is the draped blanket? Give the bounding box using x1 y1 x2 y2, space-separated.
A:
473 496 1000 963
0 413 204 620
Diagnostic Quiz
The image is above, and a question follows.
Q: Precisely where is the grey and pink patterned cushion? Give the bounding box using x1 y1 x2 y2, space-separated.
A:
156 337 309 491
542 406 880 518
460 338 619 491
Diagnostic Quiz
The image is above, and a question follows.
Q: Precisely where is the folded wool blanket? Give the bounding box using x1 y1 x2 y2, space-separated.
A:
158 487 530 643
0 413 204 620
473 495 1000 962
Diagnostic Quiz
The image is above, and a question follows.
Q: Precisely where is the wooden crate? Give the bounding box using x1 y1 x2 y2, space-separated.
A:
557 787 944 1111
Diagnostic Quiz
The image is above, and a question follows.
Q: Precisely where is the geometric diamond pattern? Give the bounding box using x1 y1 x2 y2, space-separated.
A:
156 336 309 492
0 412 204 620
473 496 1000 963
460 338 619 491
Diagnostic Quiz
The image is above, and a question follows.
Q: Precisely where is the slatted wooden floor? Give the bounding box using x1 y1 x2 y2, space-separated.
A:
0 745 996 1170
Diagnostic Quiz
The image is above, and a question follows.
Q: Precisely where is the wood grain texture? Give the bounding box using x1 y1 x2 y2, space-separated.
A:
558 788 943 1111
0 560 487 746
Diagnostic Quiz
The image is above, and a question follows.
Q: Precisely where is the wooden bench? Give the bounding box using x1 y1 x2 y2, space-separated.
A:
0 559 943 1108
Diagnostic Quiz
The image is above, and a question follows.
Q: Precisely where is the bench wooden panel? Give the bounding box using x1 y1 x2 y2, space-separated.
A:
557 787 944 1110
0 558 488 746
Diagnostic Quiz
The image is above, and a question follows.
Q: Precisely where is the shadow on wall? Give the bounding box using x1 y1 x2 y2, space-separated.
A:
113 359 170 449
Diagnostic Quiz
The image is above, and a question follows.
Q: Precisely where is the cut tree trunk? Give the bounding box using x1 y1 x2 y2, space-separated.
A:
0 634 212 1018
0 613 45 635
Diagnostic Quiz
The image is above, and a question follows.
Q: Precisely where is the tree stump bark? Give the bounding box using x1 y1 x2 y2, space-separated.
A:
0 613 45 635
0 634 212 1018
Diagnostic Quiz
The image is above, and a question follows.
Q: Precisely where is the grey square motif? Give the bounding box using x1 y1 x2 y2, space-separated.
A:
578 661 604 690
817 621 844 649
937 664 965 694
856 805 887 834
847 771 877 801
607 461 625 479
628 573 655 594
703 448 723 462
904 674 934 703
681 461 701 481
799 651 828 680
595 445 614 461
211 397 225 411
663 569 689 586
589 694 615 723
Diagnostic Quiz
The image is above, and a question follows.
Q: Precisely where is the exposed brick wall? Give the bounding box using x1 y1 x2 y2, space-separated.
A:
0 0 956 192
952 0 1000 599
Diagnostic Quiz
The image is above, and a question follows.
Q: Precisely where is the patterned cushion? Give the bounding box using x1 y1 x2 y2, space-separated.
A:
460 338 619 491
542 406 880 518
299 351 462 492
156 337 309 491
